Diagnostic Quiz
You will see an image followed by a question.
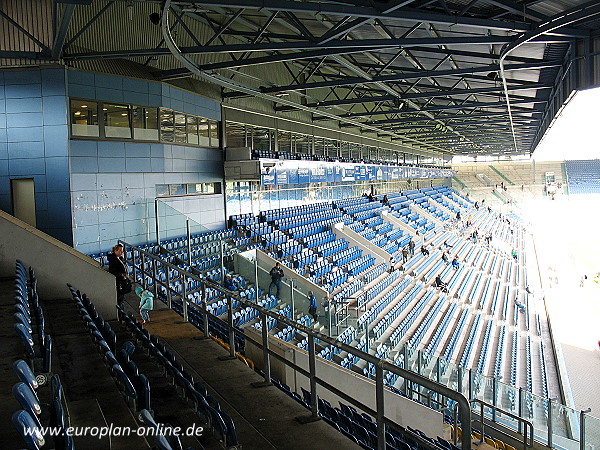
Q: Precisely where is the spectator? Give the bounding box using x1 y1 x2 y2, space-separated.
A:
388 256 395 273
441 251 448 263
451 257 460 270
525 285 532 295
224 274 237 291
456 211 461 221
308 291 318 322
420 245 430 256
434 275 448 293
408 240 415 256
402 247 409 263
269 262 284 299
383 194 390 207
136 286 154 324
511 249 518 260
108 243 131 305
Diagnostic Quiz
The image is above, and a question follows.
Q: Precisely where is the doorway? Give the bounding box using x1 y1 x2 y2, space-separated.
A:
11 178 36 226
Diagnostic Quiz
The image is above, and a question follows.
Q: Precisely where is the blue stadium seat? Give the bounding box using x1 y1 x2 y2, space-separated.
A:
13 359 38 392
12 409 45 450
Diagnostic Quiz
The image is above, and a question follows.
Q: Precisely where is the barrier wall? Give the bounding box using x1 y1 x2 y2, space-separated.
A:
244 326 445 439
0 210 117 319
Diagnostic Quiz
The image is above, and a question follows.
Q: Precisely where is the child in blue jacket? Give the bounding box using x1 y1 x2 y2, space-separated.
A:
136 286 154 324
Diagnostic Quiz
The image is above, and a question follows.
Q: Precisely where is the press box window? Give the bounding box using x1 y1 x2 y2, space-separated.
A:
70 100 99 137
104 103 131 139
160 109 174 142
132 106 158 140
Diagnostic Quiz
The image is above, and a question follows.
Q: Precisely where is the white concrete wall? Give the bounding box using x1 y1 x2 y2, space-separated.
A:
244 326 444 438
0 210 117 319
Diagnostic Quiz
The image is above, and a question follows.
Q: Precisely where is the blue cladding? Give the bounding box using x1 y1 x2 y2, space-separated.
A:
4 84 42 99
6 97 42 113
7 126 43 143
8 141 44 159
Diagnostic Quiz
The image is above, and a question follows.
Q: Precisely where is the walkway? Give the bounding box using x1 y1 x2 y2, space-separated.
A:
119 295 360 450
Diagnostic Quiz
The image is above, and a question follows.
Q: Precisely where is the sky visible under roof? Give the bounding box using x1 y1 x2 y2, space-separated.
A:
533 86 600 161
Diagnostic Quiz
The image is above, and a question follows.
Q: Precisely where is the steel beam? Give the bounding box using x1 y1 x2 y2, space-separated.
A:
52 3 76 59
173 0 533 32
260 61 561 93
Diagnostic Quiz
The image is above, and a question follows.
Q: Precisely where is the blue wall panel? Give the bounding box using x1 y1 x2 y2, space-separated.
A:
66 69 225 254
0 67 72 245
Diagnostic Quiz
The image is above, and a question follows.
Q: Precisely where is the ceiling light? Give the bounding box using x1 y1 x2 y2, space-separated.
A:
81 105 87 108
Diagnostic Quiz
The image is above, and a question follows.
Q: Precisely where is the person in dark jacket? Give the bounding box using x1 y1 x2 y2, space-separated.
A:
308 291 318 321
108 243 130 304
269 262 284 299
224 274 237 291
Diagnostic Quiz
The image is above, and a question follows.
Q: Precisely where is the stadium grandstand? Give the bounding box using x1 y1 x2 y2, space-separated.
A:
1 1 600 450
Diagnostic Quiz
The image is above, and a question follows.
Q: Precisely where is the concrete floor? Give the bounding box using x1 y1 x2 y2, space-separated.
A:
120 294 361 450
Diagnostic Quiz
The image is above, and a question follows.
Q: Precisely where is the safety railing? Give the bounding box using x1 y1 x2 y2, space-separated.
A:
120 239 473 450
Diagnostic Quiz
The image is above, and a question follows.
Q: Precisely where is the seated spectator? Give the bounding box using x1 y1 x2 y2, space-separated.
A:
441 251 448 263
434 275 448 292
511 249 518 260
451 258 460 269
420 246 430 256
224 274 237 291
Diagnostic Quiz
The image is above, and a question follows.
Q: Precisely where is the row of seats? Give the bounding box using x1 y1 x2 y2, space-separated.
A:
14 261 53 375
68 286 151 413
118 308 239 447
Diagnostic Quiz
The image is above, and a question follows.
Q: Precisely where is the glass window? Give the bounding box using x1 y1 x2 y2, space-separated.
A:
226 122 247 148
156 184 169 196
198 118 210 147
174 113 187 143
104 103 131 138
169 184 186 195
186 116 199 145
295 133 311 154
277 130 291 153
314 137 324 155
209 120 219 147
160 109 174 142
132 106 158 140
252 127 272 151
70 100 99 137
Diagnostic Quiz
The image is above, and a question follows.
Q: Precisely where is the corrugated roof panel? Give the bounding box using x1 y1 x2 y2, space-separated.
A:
0 0 52 53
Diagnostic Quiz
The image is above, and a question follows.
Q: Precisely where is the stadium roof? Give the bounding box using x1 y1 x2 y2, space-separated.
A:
1 0 600 157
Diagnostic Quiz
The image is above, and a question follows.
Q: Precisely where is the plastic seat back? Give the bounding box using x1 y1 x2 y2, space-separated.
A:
14 323 36 360
12 409 45 450
13 359 38 391
13 383 42 425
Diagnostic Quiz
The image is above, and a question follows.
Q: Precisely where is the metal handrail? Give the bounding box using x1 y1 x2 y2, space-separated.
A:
470 399 534 450
121 239 473 450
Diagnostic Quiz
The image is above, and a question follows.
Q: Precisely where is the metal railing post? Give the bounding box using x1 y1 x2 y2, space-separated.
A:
478 401 485 444
251 311 272 388
309 333 318 418
518 387 524 434
580 408 591 450
154 198 160 246
547 398 553 449
492 377 497 422
290 278 295 315
375 363 386 450
254 256 260 301
186 219 192 264
468 369 473 401
220 239 225 283
165 267 172 309
457 366 463 395
140 253 146 287
295 333 322 424
182 277 188 322
219 296 237 360
131 247 137 283
152 258 158 299
201 283 209 338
